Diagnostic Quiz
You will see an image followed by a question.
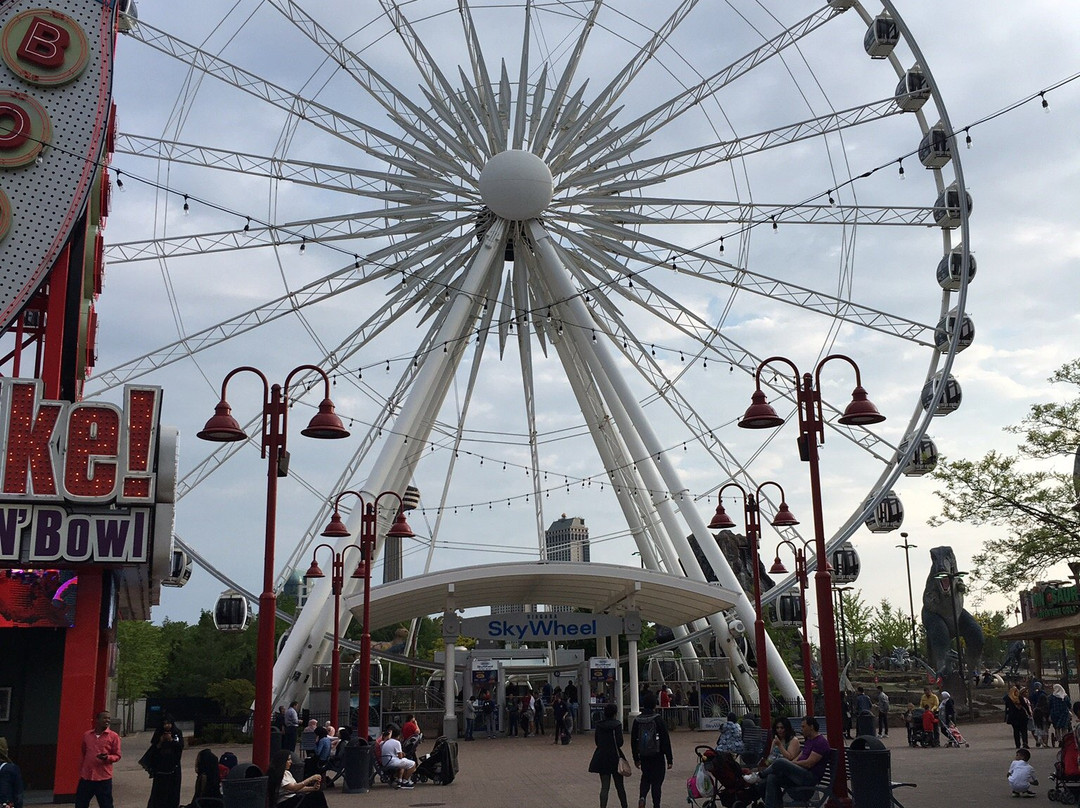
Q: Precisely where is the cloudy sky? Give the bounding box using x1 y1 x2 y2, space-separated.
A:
92 1 1080 652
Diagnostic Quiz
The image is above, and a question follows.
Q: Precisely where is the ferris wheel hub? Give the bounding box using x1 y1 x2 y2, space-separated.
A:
478 149 553 221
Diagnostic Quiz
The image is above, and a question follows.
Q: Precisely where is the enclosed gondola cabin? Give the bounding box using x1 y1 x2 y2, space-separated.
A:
864 12 899 59
768 592 804 628
934 309 975 353
919 122 952 168
830 542 861 583
898 435 939 476
161 548 193 588
936 247 976 290
213 589 249 632
933 182 973 229
895 66 930 112
921 372 962 416
863 491 904 533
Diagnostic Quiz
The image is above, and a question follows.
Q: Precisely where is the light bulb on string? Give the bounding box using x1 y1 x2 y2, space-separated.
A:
965 129 972 149
299 237 306 255
719 237 724 255
1041 91 1050 112
115 171 124 191
244 217 251 232
898 160 905 180
183 195 190 215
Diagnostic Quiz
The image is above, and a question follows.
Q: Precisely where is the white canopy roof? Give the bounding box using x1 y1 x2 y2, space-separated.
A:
341 561 740 629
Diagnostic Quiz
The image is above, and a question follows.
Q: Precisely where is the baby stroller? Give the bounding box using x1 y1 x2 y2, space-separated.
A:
402 732 423 763
415 736 457 786
1048 731 1080 803
689 746 757 808
907 708 935 748
940 721 969 748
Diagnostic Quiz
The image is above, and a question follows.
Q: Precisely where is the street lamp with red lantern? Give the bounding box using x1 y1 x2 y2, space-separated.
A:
319 490 414 742
708 481 799 724
738 353 885 806
769 538 816 710
198 365 349 771
302 541 365 731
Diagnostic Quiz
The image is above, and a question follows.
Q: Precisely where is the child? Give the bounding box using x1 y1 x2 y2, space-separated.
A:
921 704 940 746
1008 748 1038 798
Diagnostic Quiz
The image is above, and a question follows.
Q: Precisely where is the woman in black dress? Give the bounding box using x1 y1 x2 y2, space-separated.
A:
146 715 184 808
589 703 628 808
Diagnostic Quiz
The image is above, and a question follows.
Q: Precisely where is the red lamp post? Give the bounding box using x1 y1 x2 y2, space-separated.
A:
319 490 414 742
708 481 799 724
738 353 884 806
302 541 365 731
198 365 349 771
769 538 815 711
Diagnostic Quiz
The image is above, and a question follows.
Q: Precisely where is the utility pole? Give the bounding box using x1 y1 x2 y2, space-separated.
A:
897 533 919 657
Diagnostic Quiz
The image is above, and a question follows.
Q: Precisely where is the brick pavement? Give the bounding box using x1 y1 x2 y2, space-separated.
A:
96 720 1052 808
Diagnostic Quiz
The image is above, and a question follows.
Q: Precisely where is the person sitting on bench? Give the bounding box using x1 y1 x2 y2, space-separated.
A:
762 716 830 808
378 725 418 789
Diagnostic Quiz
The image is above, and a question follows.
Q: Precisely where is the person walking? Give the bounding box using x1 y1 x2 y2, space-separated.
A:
534 689 546 736
875 686 890 737
552 694 570 745
283 702 300 752
1049 684 1072 746
0 738 24 808
589 703 629 808
631 691 672 808
481 690 497 739
144 714 184 808
75 711 122 808
1005 686 1031 749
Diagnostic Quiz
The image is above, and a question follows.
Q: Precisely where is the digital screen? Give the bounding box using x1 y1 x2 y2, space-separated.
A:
0 568 77 627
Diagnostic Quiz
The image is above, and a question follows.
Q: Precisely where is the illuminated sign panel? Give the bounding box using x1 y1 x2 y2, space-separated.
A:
0 379 167 566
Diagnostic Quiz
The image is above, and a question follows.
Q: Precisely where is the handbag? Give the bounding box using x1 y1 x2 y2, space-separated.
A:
615 728 632 778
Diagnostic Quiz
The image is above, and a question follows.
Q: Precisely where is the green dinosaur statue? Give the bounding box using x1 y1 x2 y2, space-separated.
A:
921 545 984 675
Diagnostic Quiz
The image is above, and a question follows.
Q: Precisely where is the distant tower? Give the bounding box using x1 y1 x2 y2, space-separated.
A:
545 514 590 562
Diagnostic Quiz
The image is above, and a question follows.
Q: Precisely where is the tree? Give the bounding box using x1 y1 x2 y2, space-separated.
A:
838 591 874 665
116 620 168 734
207 678 257 718
930 358 1080 594
871 600 912 654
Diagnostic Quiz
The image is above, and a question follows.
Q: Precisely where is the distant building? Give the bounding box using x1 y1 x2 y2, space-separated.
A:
546 515 589 612
490 603 537 615
545 514 590 562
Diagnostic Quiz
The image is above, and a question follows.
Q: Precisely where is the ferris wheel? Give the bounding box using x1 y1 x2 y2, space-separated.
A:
90 0 973 707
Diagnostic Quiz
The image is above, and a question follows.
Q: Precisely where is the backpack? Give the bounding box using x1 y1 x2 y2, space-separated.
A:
482 699 493 715
637 715 660 757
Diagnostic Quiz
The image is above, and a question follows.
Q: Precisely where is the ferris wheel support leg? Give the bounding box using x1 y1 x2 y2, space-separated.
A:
272 221 509 709
528 220 800 706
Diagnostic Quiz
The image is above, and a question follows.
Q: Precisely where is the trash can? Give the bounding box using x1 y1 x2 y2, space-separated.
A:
221 764 267 808
848 735 891 808
343 741 371 794
856 710 876 738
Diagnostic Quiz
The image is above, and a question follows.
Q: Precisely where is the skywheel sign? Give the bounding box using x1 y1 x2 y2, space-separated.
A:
459 611 626 642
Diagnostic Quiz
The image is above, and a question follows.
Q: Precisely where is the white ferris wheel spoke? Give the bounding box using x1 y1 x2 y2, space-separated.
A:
558 96 907 193
114 134 469 199
89 226 475 392
266 0 487 172
553 5 843 175
129 20 471 181
104 208 469 265
562 198 940 227
548 218 933 345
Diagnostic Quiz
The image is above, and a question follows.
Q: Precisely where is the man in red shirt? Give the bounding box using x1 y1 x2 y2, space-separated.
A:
401 715 420 743
75 711 121 808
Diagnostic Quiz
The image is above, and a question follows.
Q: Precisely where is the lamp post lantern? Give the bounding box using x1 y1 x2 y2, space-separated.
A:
770 539 816 710
897 532 919 656
709 481 799 724
319 490 414 743
739 353 884 806
198 365 349 770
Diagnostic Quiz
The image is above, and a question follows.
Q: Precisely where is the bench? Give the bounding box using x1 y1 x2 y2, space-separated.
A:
781 749 836 808
739 726 770 767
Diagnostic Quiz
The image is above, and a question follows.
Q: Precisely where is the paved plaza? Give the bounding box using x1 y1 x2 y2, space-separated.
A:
91 719 1058 808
